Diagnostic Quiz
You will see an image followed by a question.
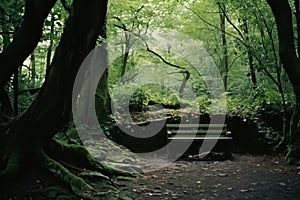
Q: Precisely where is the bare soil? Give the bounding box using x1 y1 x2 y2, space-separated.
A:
118 154 300 200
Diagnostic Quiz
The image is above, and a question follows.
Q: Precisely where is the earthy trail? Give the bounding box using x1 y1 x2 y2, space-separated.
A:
118 154 300 200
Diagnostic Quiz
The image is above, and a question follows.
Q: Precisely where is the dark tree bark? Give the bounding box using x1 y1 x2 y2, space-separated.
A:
267 0 300 162
0 88 12 119
30 53 36 88
0 9 14 117
0 1 129 198
7 0 108 148
0 0 57 88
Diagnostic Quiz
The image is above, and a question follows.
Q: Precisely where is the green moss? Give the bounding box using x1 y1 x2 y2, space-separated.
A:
50 138 135 178
39 149 94 199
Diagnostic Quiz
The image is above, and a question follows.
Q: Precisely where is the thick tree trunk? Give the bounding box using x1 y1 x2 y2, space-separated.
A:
0 10 13 117
0 0 109 185
10 0 108 145
0 1 132 198
0 88 13 119
0 0 57 88
267 0 300 162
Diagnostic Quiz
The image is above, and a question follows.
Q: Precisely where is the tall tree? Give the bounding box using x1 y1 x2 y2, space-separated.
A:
0 0 130 198
267 0 300 162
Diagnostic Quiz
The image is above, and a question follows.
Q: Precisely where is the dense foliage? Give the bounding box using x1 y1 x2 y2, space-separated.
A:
1 0 300 198
0 0 297 152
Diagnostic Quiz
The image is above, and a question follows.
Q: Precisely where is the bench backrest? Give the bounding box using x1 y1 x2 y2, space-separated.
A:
166 123 231 138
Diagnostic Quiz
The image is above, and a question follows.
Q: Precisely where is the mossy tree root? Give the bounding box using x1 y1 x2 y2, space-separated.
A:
48 138 135 178
38 149 95 199
41 138 137 199
0 137 134 199
0 149 20 181
38 147 133 199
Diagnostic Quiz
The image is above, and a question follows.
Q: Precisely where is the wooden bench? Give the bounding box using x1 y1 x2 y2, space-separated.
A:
166 123 233 158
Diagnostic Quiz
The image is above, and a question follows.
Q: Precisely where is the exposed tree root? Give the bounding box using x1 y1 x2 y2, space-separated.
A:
44 137 136 199
0 138 135 199
38 149 95 199
0 149 20 182
48 138 135 178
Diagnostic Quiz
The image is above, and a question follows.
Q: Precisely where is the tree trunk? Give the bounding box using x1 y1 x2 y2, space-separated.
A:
295 0 300 56
46 12 55 71
120 33 131 84
30 53 36 88
0 0 57 88
0 9 13 117
0 1 127 198
267 0 300 163
219 5 229 91
8 0 107 149
242 20 257 89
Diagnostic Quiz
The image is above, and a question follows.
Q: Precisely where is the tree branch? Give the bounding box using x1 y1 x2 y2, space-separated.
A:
0 0 57 88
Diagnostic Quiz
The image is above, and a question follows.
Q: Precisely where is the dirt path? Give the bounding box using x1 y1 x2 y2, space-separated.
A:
118 154 300 200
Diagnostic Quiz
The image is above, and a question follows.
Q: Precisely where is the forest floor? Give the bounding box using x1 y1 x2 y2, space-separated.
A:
0 153 300 199
117 154 300 200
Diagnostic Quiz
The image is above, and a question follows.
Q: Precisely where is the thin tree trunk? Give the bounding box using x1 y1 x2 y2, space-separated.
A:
120 34 130 84
242 20 257 89
295 0 300 56
219 5 229 91
30 53 36 88
46 13 55 71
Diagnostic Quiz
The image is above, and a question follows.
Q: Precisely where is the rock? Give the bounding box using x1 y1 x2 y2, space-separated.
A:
278 182 286 186
240 189 249 193
218 173 228 177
